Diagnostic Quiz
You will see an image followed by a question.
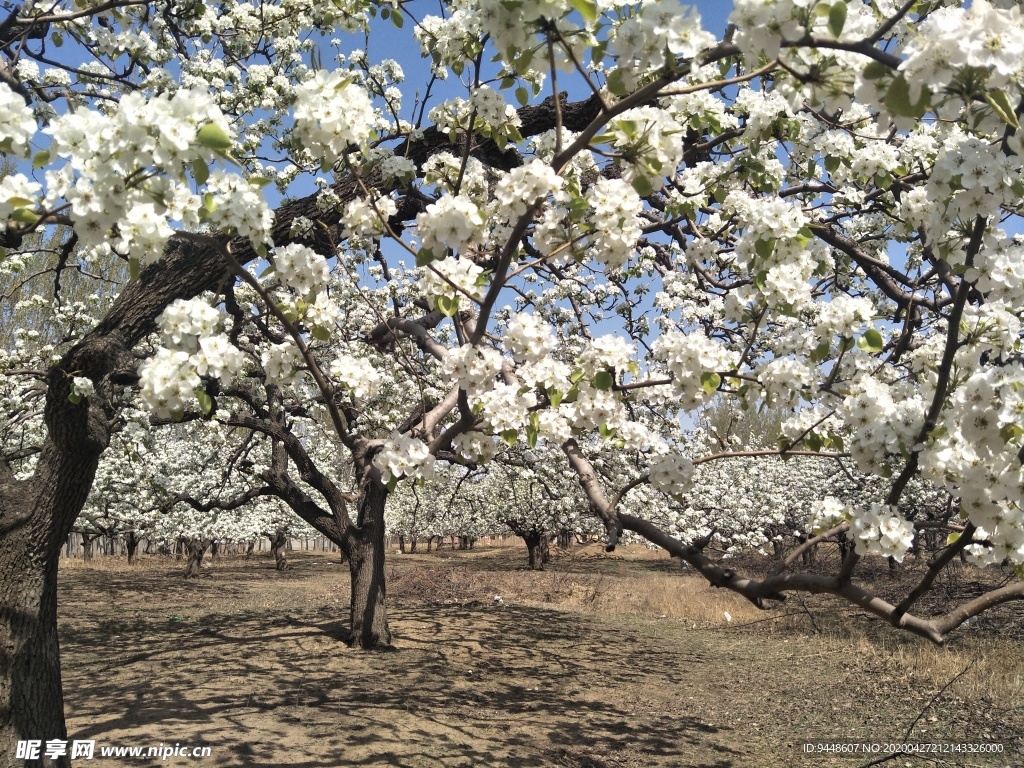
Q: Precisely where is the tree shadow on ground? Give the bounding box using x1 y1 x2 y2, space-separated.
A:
60 589 744 768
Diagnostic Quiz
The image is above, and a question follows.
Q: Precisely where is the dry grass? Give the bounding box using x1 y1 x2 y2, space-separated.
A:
60 545 1024 737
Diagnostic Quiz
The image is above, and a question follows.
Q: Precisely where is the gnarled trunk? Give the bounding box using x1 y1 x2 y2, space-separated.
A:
125 531 140 565
270 531 288 570
343 480 391 649
183 539 209 578
523 531 550 571
0 526 71 768
80 533 97 562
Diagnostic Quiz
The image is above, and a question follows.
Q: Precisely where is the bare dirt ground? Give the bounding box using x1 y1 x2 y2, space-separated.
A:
58 545 1023 767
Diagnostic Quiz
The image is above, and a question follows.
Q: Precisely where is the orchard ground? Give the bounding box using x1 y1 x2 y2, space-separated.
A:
57 545 1023 768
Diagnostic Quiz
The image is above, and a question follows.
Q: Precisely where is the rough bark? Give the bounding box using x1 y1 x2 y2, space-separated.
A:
343 479 391 649
523 531 550 571
183 539 208 578
79 533 96 562
125 532 140 565
0 365 108 766
270 531 288 571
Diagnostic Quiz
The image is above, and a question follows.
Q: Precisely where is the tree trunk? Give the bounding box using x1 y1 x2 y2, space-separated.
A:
183 539 208 578
1 382 109 768
270 531 288 571
398 534 406 554
426 536 433 553
245 539 256 559
0 540 71 768
343 480 391 649
125 532 140 565
409 536 417 554
523 531 549 571
80 533 96 562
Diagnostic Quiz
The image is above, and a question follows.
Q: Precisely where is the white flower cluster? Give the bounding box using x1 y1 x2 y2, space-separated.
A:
292 70 375 164
374 432 435 485
422 152 489 201
71 376 95 400
840 376 924 473
901 0 1024 94
416 194 486 254
444 344 504 399
493 159 565 221
504 312 556 363
815 295 874 339
576 334 635 378
649 453 695 497
261 341 302 385
342 195 398 241
329 353 382 400
139 298 244 418
653 332 739 410
603 107 683 193
585 178 642 269
0 83 36 158
809 496 852 533
420 257 485 313
610 0 714 73
43 88 252 262
757 358 817 409
452 430 500 463
273 243 329 299
204 169 275 248
850 503 915 564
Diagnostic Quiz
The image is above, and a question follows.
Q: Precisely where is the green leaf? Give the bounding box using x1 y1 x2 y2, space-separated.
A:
810 340 832 363
699 371 721 395
192 157 209 186
248 176 273 188
500 428 518 447
985 89 1020 129
196 123 233 152
630 175 654 197
386 476 398 493
827 1 847 37
599 422 616 440
526 424 538 449
548 389 564 408
884 74 930 119
435 294 459 317
390 8 404 27
311 325 331 342
515 87 528 107
32 150 51 169
606 68 629 97
754 237 776 261
862 61 890 81
196 389 213 415
1000 423 1024 443
570 369 585 385
571 0 598 22
858 328 884 353
824 156 841 174
946 532 960 546
9 208 38 225
593 370 614 390
129 257 140 281
416 248 436 267
68 392 82 405
839 335 855 354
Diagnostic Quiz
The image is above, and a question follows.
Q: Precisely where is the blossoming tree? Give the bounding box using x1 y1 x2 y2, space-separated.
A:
4 0 1024 762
